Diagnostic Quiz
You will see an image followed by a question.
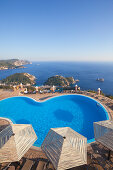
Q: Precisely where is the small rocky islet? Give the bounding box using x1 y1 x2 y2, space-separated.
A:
44 75 79 87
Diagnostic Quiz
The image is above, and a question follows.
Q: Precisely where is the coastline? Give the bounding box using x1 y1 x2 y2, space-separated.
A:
1 62 113 96
0 66 26 70
0 59 31 70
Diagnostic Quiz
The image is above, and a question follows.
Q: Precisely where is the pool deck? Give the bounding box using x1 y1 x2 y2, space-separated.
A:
0 89 113 169
0 143 113 169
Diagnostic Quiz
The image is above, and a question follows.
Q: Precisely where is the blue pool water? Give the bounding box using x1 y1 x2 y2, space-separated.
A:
0 95 109 146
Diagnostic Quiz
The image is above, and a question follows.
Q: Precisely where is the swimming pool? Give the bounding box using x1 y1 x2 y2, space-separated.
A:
0 95 109 146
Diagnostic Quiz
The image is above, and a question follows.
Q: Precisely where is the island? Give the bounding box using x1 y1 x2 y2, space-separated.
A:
96 78 104 82
0 59 31 70
44 75 79 87
1 73 36 85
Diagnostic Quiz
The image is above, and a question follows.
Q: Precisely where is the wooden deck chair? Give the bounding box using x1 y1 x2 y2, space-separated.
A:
36 161 47 170
21 159 34 170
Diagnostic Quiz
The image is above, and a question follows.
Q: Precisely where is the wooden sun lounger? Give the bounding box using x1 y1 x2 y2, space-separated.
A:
21 159 34 170
36 161 47 170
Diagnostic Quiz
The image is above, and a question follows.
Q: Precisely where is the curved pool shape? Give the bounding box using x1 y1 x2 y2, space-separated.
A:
0 95 109 146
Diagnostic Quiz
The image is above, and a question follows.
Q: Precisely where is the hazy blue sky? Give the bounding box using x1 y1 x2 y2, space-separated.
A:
0 0 113 61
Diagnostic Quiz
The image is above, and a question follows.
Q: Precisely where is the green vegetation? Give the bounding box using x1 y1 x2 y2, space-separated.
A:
101 91 105 96
62 86 75 90
0 85 12 90
65 77 74 84
1 73 36 85
0 59 16 68
26 86 36 93
87 90 96 93
44 75 76 87
109 96 113 99
106 95 113 99
87 89 105 96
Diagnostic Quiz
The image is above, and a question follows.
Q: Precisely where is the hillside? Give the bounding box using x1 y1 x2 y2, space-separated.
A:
1 73 36 85
44 75 78 87
0 59 31 70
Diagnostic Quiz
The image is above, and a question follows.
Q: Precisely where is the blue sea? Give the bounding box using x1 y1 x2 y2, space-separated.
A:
0 61 113 95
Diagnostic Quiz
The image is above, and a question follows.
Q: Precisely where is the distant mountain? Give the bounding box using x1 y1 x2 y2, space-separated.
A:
44 75 79 87
1 73 36 85
0 59 31 70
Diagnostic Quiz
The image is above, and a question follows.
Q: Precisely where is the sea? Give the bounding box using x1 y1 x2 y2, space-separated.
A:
0 61 113 96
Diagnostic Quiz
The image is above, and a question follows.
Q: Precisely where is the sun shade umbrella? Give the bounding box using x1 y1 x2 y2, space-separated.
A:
94 120 113 159
0 118 37 163
41 127 87 170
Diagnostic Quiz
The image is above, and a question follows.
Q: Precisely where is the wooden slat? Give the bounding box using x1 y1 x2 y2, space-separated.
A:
21 159 34 170
8 166 15 170
36 161 46 170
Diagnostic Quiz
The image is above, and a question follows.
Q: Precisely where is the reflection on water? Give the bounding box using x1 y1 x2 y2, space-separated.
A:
16 119 30 124
54 109 74 122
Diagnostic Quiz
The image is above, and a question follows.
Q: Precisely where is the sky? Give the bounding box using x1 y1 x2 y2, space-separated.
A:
0 0 113 61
